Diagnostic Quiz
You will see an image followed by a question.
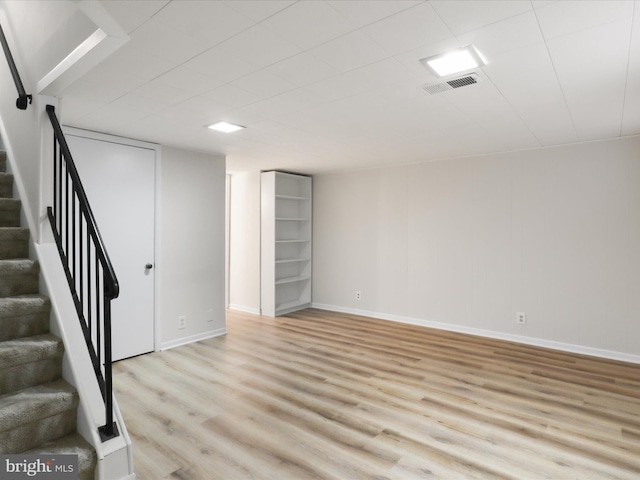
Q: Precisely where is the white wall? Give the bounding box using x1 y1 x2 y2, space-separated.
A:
313 136 640 361
159 146 227 348
228 171 261 314
1 0 95 87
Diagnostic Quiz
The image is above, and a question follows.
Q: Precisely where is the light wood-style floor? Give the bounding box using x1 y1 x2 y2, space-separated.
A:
113 309 640 479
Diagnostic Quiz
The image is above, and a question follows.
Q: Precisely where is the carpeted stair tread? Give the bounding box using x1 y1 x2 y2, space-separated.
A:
25 433 97 480
0 379 78 433
0 227 29 259
0 334 63 370
0 258 39 274
0 258 39 297
0 294 51 342
0 294 49 318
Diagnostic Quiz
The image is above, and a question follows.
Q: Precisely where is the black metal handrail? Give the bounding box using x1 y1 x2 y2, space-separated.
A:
46 105 120 441
0 23 32 110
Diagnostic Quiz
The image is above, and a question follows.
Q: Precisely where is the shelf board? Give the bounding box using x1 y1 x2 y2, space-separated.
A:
275 299 311 314
275 275 310 285
276 258 311 264
276 195 310 201
275 217 309 221
276 239 310 243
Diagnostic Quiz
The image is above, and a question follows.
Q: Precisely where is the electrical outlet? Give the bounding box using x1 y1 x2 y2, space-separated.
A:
516 312 526 325
355 291 362 301
178 315 186 330
207 309 214 322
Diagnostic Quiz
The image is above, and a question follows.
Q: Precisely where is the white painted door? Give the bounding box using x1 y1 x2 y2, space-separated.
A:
65 133 155 361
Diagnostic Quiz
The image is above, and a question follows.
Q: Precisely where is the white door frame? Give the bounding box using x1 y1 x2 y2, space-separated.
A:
61 126 162 353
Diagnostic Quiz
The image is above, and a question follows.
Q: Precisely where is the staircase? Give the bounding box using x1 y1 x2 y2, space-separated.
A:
0 150 97 479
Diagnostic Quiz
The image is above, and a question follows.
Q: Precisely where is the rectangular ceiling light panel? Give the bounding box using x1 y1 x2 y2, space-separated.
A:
208 121 245 133
420 45 486 77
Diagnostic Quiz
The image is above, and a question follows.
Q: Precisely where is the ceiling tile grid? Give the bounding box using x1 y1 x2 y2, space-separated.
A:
55 0 639 174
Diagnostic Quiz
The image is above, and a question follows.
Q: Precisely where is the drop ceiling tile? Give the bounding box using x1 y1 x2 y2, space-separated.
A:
100 0 170 34
82 95 167 127
309 30 391 72
264 53 339 87
152 67 224 96
223 0 296 22
362 2 451 55
208 107 268 129
483 43 577 145
534 0 634 40
430 1 532 35
201 84 264 109
231 70 298 98
221 24 301 68
143 105 211 129
547 18 631 140
260 1 355 49
622 4 640 135
95 45 177 81
240 88 326 120
128 81 194 106
151 0 255 47
441 82 541 150
184 45 260 83
60 95 107 123
127 19 209 65
326 1 424 28
306 58 414 101
177 96 231 119
457 11 543 58
62 70 146 103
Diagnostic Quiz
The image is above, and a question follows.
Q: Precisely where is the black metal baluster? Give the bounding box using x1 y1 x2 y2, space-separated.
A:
53 137 57 224
65 168 69 259
72 187 76 293
87 236 92 337
96 260 101 370
79 216 84 320
103 294 114 438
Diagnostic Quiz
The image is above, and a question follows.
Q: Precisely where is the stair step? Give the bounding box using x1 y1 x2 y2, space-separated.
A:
0 227 29 259
0 379 78 453
0 151 5 173
0 198 20 227
25 433 97 480
0 259 39 297
0 295 51 342
0 334 63 395
0 172 13 198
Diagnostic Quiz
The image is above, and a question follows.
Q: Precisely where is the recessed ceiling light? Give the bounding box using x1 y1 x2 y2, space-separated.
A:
207 121 245 133
419 45 486 77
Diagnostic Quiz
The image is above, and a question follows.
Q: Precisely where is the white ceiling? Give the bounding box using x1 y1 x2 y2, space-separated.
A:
59 0 640 174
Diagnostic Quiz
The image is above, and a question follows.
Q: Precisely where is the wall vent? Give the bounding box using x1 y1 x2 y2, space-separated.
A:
421 73 481 95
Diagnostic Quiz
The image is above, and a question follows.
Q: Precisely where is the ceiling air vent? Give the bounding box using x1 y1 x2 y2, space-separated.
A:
421 73 481 95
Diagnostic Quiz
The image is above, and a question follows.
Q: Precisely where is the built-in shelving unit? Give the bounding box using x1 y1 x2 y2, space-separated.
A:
261 171 312 317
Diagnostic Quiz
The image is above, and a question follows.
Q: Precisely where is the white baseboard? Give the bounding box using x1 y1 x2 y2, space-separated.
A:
311 303 640 365
160 328 227 351
228 304 261 315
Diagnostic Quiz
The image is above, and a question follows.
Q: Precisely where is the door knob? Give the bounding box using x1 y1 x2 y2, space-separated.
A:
145 263 153 269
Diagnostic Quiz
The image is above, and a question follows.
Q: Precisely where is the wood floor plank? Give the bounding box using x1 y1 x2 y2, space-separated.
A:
113 309 640 479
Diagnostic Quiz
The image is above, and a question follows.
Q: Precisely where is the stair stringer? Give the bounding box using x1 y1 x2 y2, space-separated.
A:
36 240 135 480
